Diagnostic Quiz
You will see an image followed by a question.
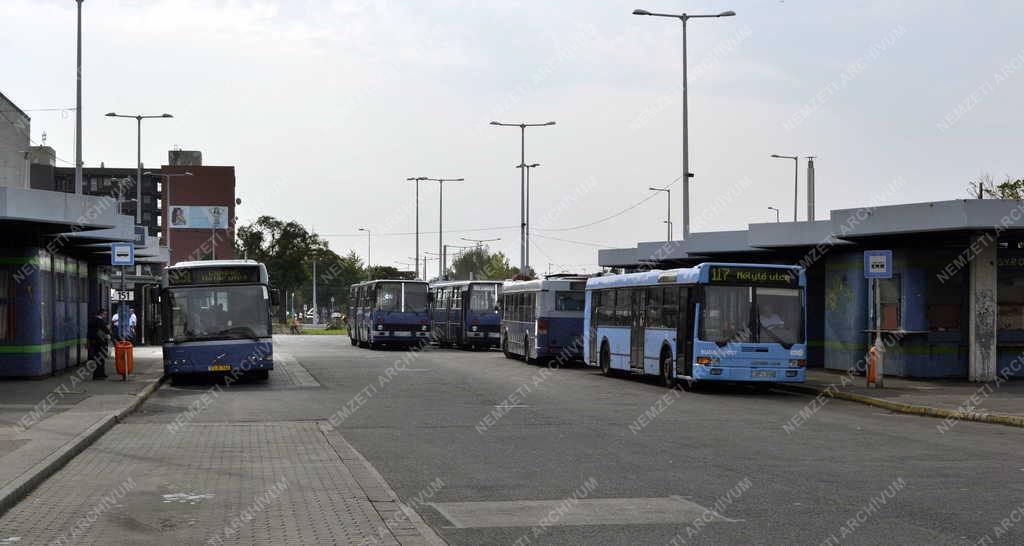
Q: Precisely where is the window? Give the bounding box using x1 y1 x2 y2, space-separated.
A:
0 270 14 341
377 284 401 312
404 283 429 313
878 275 901 330
701 286 752 345
646 287 663 327
555 291 585 311
451 288 462 310
471 285 497 312
614 288 631 326
756 287 803 347
662 287 679 329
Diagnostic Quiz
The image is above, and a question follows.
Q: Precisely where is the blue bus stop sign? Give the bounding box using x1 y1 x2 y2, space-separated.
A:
111 242 135 267
864 250 892 279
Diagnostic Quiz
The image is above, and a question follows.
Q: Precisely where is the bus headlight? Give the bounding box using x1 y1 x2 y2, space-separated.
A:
377 324 384 331
471 325 478 332
789 360 806 367
421 324 428 331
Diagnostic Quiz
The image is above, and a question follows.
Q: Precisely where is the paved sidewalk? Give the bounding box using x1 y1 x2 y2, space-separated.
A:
779 367 1024 427
0 346 165 515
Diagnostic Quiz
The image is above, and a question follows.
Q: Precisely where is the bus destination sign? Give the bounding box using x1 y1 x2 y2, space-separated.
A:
708 266 798 287
169 267 260 286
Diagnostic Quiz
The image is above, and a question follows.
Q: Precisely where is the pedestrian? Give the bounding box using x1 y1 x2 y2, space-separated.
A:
89 309 111 379
128 307 138 342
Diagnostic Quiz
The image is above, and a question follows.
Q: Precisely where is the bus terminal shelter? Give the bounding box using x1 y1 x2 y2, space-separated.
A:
599 199 1024 381
0 186 166 377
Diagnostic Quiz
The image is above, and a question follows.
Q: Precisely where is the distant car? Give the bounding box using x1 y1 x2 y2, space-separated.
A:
330 312 342 319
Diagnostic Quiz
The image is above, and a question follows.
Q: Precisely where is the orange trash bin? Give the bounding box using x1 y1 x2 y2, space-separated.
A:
115 341 134 376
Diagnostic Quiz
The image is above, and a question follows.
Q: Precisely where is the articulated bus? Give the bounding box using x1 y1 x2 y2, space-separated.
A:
584 263 806 389
429 280 502 350
161 260 279 379
500 276 587 363
348 279 431 349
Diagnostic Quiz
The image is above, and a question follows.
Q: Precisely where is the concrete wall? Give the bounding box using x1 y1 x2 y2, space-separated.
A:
0 93 30 188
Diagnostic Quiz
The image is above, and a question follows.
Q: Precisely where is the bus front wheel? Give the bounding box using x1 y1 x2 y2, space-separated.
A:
502 336 512 359
600 343 612 376
659 348 677 389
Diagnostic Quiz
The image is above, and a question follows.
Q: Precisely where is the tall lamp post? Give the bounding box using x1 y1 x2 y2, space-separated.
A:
406 176 428 279
768 206 780 223
74 0 84 195
632 8 735 240
490 120 555 275
770 154 799 221
424 177 464 279
105 112 173 224
649 186 672 241
144 170 192 265
515 163 540 267
358 228 371 279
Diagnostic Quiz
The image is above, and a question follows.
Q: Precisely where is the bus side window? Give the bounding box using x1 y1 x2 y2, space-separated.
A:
663 287 679 329
615 288 630 326
646 287 662 327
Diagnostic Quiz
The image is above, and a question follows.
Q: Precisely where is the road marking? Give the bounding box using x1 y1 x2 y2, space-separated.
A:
494 404 529 409
428 496 738 528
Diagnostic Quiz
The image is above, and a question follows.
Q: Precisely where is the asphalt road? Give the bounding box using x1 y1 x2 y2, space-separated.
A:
4 335 1023 545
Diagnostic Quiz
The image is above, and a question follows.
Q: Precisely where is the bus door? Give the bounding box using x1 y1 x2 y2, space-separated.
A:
675 287 693 377
630 288 645 370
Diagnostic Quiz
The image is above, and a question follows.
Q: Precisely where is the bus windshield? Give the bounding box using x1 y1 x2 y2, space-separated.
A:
167 284 271 341
469 285 497 312
555 291 585 311
377 282 428 313
701 285 804 347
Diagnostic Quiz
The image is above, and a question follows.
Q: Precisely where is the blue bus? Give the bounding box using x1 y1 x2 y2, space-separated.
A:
348 279 431 349
500 276 587 363
429 280 502 350
160 260 279 379
584 263 806 389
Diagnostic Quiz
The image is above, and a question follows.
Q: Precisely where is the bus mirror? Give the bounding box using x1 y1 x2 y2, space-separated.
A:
271 288 281 307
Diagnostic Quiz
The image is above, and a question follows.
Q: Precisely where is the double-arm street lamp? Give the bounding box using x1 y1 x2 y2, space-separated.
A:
515 163 540 267
105 112 173 224
649 186 672 241
424 177 464 279
405 176 429 278
144 170 192 265
490 120 555 275
770 154 799 221
632 8 735 239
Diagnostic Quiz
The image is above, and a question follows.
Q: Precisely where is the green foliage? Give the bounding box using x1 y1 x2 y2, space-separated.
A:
969 173 1024 200
447 247 517 280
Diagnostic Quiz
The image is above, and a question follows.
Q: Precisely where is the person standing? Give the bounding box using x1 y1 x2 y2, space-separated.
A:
128 307 138 342
89 309 111 379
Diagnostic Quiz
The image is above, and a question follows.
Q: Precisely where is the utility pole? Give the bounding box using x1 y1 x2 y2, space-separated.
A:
74 0 83 195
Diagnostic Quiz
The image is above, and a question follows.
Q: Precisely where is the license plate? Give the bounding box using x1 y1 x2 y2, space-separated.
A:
393 331 411 337
752 370 776 378
209 364 232 372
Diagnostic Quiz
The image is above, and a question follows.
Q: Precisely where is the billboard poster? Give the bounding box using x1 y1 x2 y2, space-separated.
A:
168 205 230 229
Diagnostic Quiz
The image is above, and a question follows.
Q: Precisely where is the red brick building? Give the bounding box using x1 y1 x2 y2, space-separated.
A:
160 151 237 265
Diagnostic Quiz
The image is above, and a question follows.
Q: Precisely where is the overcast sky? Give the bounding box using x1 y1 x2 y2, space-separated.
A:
3 0 1024 274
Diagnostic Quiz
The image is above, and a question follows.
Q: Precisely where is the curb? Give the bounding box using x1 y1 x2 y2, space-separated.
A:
0 374 167 517
776 383 1024 429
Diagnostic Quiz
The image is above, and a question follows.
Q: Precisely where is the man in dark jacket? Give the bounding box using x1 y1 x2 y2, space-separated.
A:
89 309 111 379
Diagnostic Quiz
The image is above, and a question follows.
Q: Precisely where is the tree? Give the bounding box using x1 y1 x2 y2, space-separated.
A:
447 247 517 280
234 216 330 320
968 173 1024 199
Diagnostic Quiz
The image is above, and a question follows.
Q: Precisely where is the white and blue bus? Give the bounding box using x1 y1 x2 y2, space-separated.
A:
585 263 806 388
429 280 502 350
500 276 587 363
160 260 279 379
348 279 431 349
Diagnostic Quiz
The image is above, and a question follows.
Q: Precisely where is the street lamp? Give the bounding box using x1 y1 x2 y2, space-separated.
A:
358 228 371 279
490 120 556 275
105 112 173 224
767 206 780 223
144 170 192 265
424 177 464 279
632 8 735 239
649 186 672 241
770 154 799 221
515 163 540 267
74 0 84 195
406 176 428 278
